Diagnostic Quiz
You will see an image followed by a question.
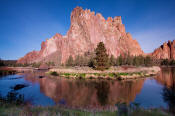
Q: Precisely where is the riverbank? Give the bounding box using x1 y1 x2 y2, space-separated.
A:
0 67 17 76
0 103 170 116
48 66 160 80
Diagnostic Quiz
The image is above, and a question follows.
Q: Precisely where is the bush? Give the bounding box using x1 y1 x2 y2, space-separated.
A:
50 71 58 76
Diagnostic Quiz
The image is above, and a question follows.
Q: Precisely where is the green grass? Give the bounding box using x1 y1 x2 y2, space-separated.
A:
118 73 129 76
48 71 152 80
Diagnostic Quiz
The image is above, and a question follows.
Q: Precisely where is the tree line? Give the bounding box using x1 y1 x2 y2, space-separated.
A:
65 42 155 70
0 59 17 67
161 59 175 66
1 42 175 69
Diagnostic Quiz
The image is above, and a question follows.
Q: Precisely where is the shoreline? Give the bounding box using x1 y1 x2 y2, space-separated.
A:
48 66 161 80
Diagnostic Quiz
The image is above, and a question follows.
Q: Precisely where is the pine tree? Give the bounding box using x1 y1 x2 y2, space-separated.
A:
74 55 80 66
144 56 152 66
118 55 123 66
109 55 116 66
66 55 74 66
95 42 109 70
0 58 4 66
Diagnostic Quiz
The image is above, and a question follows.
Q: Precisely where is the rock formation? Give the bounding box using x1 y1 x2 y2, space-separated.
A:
151 40 175 60
18 6 144 64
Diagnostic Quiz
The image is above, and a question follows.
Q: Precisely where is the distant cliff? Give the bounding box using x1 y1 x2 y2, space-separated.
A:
17 7 144 64
151 40 175 60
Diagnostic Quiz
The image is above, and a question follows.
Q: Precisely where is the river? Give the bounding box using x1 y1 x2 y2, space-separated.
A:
0 67 174 112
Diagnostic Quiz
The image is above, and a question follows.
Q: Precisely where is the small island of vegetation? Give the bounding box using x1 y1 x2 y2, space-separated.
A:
47 42 160 80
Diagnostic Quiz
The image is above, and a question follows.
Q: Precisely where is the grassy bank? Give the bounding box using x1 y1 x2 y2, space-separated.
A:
0 104 170 116
47 66 160 80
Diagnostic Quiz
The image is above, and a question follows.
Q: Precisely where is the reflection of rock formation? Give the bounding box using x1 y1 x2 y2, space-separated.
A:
155 67 175 88
155 67 175 114
25 76 144 110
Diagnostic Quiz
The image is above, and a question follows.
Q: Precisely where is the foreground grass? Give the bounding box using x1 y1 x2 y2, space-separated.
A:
0 103 170 116
0 105 169 116
0 105 116 116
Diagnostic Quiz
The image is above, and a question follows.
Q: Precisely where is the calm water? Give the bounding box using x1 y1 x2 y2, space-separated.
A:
0 67 175 111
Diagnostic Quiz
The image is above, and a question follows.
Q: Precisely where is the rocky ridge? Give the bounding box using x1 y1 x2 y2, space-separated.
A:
151 40 175 60
18 6 174 64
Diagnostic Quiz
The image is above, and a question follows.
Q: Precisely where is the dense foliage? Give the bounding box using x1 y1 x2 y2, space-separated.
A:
0 59 17 67
64 43 156 68
0 58 5 66
65 52 95 67
113 54 154 66
161 59 175 66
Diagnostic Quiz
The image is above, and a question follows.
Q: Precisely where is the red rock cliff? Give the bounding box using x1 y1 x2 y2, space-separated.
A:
18 7 144 64
151 40 175 60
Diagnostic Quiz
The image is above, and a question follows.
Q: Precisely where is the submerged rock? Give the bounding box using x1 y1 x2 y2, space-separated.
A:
13 84 28 90
38 76 44 78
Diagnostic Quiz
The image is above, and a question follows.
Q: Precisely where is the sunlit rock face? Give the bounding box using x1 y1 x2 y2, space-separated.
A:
18 6 144 64
151 40 175 60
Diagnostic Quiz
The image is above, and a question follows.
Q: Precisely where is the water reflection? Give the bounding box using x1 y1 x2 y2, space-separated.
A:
95 81 110 106
25 72 144 110
1 67 174 111
156 67 175 114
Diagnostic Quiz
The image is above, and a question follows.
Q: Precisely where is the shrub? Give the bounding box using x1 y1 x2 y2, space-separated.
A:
50 71 58 76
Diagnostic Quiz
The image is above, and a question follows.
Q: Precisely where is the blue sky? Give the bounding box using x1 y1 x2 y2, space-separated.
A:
0 0 175 60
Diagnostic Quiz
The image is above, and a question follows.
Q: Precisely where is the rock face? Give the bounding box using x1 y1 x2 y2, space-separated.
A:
151 40 175 60
18 7 144 64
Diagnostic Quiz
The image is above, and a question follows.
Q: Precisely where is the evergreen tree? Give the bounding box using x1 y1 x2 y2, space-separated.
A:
161 59 169 66
74 55 81 66
0 58 4 66
133 56 139 66
66 55 74 66
118 55 123 66
169 60 175 66
95 42 109 70
144 56 152 66
88 57 95 68
109 55 116 66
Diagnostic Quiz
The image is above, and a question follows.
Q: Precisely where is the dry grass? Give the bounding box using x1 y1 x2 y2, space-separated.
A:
48 66 161 80
50 66 160 74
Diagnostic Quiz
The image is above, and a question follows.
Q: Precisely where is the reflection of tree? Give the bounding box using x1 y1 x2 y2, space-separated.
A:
162 86 175 114
162 67 175 114
0 91 24 105
95 81 110 106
